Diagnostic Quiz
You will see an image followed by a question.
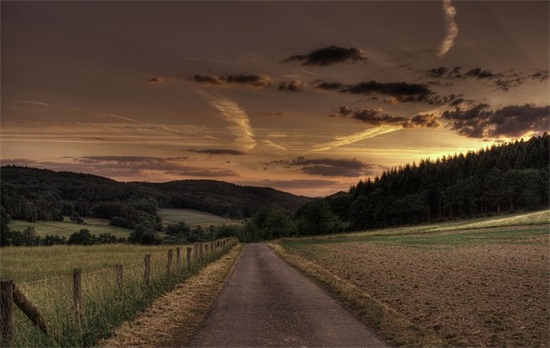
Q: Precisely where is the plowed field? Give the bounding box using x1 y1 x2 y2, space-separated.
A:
283 226 549 347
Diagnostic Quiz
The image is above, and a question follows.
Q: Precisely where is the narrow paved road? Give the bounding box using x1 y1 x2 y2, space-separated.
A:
187 243 387 347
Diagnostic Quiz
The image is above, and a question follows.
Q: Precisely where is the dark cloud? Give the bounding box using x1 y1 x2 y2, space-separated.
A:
278 80 305 92
315 82 344 91
188 149 246 155
465 68 497 79
190 74 272 87
427 66 548 91
442 104 550 138
427 66 498 80
342 80 435 103
495 71 549 91
269 156 374 177
402 113 440 128
332 106 441 129
285 45 367 66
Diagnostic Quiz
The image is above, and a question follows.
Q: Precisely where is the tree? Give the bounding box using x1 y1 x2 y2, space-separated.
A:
294 200 346 236
67 229 96 245
0 206 12 246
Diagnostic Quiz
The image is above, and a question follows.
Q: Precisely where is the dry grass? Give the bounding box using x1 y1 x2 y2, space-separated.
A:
100 243 243 347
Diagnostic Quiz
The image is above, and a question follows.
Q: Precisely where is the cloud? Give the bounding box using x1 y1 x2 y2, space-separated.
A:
341 80 435 103
188 149 247 155
190 74 272 87
268 156 375 177
427 66 499 80
442 104 550 138
262 140 287 152
495 71 550 91
437 0 458 59
207 96 256 151
285 45 367 66
278 80 306 92
147 76 178 84
310 125 402 152
315 82 344 91
426 66 548 91
2 156 239 179
332 106 441 129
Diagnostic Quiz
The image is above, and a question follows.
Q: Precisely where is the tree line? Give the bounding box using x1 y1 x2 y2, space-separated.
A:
233 134 549 241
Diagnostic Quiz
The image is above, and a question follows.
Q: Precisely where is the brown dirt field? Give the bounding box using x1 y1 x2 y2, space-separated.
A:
285 233 550 347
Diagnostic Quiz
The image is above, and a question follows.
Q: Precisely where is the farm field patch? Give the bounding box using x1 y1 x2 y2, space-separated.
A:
281 223 549 347
157 208 238 227
9 217 130 239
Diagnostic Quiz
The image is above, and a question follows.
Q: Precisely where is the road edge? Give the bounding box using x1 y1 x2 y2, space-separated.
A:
268 242 443 347
99 243 244 348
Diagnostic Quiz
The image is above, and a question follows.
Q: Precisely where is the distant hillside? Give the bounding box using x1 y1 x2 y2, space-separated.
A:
136 180 311 218
0 166 311 225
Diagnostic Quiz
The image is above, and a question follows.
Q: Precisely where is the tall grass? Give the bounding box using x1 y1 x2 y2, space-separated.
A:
4 239 238 347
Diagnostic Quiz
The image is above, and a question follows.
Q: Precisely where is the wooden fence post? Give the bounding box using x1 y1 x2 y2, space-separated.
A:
0 280 14 347
186 247 192 270
176 247 181 268
144 255 151 284
115 265 123 295
167 249 173 273
12 284 50 337
205 244 209 255
210 242 214 254
199 243 203 259
193 243 198 261
73 269 82 324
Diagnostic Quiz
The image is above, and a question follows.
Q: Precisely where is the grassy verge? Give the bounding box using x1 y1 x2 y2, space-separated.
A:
6 239 238 347
286 210 549 243
100 243 243 347
268 243 442 347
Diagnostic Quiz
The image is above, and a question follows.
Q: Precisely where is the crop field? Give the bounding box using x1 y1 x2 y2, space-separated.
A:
157 208 238 227
280 211 550 347
9 217 130 239
0 239 238 347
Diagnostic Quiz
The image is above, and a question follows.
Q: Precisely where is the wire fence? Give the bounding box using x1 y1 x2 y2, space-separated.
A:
1 237 238 347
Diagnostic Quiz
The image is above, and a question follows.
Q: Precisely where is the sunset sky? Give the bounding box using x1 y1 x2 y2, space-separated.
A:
2 1 549 197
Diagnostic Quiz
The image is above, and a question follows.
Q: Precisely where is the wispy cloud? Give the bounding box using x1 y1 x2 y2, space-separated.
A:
309 126 402 153
437 0 458 59
206 95 256 151
268 156 375 177
262 140 287 152
188 149 246 156
1 156 239 179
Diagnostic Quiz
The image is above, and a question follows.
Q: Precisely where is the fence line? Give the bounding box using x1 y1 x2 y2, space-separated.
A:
1 237 238 346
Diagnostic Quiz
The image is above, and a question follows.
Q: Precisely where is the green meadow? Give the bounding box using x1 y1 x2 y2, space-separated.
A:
157 208 238 227
9 217 131 239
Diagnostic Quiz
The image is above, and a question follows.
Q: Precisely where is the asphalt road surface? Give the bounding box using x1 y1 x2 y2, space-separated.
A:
187 243 387 347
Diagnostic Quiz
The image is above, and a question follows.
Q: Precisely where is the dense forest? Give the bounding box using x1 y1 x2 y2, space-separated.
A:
325 134 549 230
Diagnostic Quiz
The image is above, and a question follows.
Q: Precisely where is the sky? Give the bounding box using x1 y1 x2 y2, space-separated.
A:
1 1 549 197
